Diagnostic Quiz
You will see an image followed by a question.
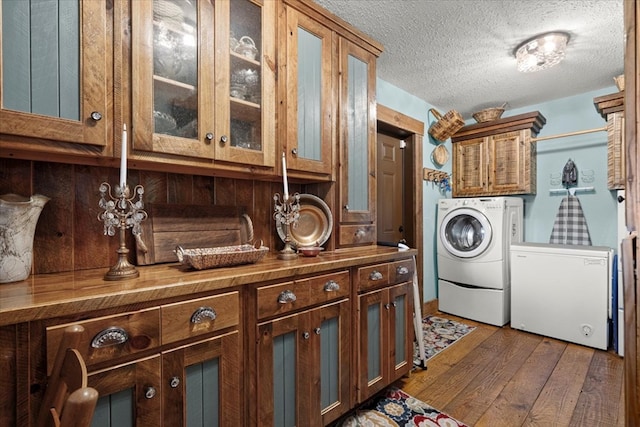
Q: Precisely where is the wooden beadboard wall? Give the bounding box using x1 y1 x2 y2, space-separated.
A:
0 157 317 275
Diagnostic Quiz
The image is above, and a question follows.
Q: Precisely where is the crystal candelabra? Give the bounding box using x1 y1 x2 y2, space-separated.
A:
98 183 147 280
273 192 300 260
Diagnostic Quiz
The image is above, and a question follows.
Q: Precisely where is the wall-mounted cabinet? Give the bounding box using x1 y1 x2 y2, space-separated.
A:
279 6 336 179
130 0 275 168
0 0 109 153
451 112 546 197
594 91 625 190
337 39 378 245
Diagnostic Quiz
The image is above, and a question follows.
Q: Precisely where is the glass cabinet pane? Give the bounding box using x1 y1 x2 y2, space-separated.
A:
347 54 369 212
2 0 80 119
152 0 198 138
229 0 262 151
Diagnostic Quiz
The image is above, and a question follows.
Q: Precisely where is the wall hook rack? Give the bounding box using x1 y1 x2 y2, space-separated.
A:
423 168 449 183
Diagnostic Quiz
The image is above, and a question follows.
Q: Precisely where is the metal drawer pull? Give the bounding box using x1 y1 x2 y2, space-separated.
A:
323 280 340 292
369 270 383 281
91 326 129 348
396 266 409 275
191 306 217 324
144 386 157 399
170 377 180 388
277 290 297 304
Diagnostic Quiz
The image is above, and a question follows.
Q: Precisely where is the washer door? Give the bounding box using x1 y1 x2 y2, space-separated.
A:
440 207 492 258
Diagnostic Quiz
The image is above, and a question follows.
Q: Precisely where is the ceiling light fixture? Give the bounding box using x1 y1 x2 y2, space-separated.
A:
514 32 570 73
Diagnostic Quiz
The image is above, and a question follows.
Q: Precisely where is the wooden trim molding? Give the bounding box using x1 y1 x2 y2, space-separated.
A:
624 0 639 424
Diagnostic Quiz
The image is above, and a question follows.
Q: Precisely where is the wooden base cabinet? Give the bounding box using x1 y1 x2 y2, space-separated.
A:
253 270 352 426
88 355 162 427
162 333 241 426
357 282 413 402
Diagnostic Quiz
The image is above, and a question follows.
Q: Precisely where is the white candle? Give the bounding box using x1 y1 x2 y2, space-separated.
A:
282 152 289 200
120 124 128 188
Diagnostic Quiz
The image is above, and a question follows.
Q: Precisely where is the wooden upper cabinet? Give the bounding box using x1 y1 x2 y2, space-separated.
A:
0 0 109 150
279 6 336 179
338 39 377 227
451 111 546 197
594 91 625 189
130 0 275 168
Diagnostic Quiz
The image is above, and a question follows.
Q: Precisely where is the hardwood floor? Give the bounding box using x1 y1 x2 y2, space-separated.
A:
397 313 625 427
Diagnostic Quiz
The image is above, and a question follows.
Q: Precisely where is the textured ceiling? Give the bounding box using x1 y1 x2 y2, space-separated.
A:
312 0 624 119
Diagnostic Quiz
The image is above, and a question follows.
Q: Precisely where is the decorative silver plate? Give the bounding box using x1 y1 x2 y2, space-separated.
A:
277 194 332 248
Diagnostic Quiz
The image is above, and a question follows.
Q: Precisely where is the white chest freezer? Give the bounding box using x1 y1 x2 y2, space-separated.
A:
510 243 613 350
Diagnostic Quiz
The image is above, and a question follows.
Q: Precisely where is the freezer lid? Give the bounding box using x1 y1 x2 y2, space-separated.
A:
510 242 613 257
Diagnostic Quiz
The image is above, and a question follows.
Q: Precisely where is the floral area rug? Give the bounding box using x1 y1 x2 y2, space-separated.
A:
414 315 475 366
335 387 469 426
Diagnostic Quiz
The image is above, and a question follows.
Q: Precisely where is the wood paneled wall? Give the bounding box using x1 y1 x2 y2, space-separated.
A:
0 158 301 275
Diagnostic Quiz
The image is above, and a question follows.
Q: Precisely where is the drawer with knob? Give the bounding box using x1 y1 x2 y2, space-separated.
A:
46 307 160 372
161 291 239 345
357 258 414 292
256 271 350 320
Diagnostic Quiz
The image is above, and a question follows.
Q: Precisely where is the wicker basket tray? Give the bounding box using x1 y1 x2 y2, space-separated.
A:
472 107 505 123
175 243 268 270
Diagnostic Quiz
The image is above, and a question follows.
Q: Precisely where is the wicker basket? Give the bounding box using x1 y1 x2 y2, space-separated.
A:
472 107 505 123
175 243 268 270
428 108 464 141
614 74 625 91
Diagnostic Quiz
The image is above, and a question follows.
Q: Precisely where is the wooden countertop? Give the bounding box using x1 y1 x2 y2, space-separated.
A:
0 246 417 326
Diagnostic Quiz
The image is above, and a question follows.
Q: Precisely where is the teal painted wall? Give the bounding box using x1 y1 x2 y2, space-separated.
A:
377 78 620 304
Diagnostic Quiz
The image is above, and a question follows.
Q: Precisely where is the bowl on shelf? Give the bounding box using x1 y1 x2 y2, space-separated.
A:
472 107 505 123
298 246 324 257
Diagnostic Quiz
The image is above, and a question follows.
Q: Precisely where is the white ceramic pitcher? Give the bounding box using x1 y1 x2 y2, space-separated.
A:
0 193 49 283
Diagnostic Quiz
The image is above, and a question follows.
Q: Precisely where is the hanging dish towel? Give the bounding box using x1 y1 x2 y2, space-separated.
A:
549 195 592 245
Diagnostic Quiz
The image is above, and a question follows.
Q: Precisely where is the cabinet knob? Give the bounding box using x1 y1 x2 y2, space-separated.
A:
369 270 383 281
144 386 157 399
396 266 409 276
277 290 297 304
91 326 129 348
385 303 390 310
314 327 321 335
343 205 349 211
302 331 310 340
323 280 340 292
90 111 102 121
392 301 397 307
291 148 298 156
190 306 217 324
170 376 181 388
205 132 214 141
220 135 228 144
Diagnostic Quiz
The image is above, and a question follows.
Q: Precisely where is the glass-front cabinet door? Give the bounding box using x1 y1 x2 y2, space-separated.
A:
0 0 108 147
131 0 213 159
339 38 376 224
281 7 335 178
131 0 274 168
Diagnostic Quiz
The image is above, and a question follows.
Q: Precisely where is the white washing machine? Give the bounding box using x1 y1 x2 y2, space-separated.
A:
437 197 523 326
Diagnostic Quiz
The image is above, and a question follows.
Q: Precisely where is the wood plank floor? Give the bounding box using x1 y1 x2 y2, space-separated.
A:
396 313 625 427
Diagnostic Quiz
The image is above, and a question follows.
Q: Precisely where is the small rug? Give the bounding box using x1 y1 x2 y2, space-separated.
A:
414 315 475 366
336 387 469 426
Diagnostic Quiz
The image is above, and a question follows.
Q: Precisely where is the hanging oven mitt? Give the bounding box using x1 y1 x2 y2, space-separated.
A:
562 159 577 187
